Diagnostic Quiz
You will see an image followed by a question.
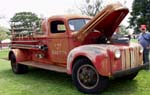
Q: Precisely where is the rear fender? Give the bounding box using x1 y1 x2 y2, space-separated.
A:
9 49 31 62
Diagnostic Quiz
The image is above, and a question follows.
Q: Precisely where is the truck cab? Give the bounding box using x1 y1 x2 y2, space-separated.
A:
9 3 147 94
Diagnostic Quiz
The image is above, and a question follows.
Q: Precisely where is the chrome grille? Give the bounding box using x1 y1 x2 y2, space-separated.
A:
121 47 140 70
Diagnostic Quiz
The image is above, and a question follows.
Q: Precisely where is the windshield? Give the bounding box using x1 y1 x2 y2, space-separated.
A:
69 18 90 31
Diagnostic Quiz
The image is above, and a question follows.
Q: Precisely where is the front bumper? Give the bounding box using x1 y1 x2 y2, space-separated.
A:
112 63 149 78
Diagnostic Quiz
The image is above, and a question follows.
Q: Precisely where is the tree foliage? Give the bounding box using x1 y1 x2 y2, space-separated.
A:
0 26 10 41
119 25 129 35
78 0 103 16
10 12 41 32
129 0 150 33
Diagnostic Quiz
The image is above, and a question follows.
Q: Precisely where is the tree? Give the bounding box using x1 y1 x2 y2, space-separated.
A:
129 0 150 33
0 26 10 41
10 12 41 32
77 0 103 16
119 25 129 35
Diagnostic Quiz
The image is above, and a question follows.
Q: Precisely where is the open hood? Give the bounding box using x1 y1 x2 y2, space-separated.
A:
76 3 129 42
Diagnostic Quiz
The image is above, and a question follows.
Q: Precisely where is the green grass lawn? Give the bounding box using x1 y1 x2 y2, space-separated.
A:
130 39 138 43
0 49 150 95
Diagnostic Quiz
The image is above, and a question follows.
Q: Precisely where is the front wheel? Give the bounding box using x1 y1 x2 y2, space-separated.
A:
10 54 28 74
72 58 109 94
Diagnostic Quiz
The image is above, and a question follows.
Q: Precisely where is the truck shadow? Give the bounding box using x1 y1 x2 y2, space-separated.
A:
1 68 138 95
103 79 138 95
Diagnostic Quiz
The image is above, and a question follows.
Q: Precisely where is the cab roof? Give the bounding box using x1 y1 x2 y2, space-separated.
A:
48 15 91 20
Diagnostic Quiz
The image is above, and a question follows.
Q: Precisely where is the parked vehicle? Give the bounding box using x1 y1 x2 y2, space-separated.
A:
8 3 147 94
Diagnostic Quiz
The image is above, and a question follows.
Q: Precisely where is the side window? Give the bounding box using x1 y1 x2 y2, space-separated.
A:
50 21 66 33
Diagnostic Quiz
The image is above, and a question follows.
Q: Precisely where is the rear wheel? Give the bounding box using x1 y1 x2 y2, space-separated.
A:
10 54 28 74
72 58 109 94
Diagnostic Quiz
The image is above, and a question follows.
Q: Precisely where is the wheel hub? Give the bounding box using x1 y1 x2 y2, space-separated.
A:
77 64 99 89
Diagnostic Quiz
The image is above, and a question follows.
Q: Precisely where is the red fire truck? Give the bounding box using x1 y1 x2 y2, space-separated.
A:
8 3 147 94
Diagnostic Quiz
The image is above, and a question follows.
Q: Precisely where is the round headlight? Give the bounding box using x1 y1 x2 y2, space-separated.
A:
115 49 121 59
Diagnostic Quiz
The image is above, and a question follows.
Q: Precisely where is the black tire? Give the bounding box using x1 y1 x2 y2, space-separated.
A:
72 58 109 94
10 54 28 74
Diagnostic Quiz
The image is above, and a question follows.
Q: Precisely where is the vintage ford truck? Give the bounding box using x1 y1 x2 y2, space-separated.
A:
8 3 147 94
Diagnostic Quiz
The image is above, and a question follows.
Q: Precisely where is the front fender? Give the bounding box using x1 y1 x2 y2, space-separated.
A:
67 45 111 76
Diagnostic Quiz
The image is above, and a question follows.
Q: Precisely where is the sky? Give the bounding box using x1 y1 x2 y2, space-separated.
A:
0 0 134 28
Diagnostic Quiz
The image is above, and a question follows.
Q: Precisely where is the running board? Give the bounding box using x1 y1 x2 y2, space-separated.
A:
19 61 67 73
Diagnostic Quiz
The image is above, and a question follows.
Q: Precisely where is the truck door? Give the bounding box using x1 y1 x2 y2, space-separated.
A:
48 20 69 65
